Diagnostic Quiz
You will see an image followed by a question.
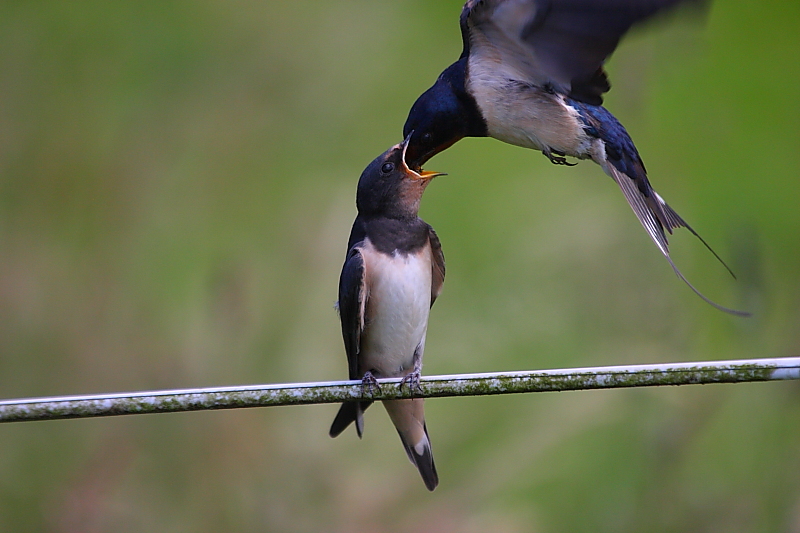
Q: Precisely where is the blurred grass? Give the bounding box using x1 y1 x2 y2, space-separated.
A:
1 1 799 532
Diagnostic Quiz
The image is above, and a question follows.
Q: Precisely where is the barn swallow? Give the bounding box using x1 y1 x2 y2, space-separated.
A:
403 0 748 316
329 136 446 491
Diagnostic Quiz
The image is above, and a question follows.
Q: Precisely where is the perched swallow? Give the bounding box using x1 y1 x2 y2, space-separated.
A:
403 0 747 316
329 136 446 491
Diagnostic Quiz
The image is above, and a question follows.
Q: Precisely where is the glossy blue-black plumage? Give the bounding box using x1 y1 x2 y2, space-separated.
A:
570 100 652 196
403 58 486 168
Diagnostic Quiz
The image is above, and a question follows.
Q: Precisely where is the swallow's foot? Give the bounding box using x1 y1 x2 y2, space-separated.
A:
544 150 577 166
399 370 423 397
361 372 382 397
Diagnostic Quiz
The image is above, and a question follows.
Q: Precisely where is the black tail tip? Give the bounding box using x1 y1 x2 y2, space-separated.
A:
413 446 438 491
422 469 439 491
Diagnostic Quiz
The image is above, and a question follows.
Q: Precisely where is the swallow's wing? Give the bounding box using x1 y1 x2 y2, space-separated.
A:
461 0 704 104
330 243 373 439
338 245 367 380
428 226 446 308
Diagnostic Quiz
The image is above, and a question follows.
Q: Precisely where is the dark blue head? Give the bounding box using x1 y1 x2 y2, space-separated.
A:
403 58 486 169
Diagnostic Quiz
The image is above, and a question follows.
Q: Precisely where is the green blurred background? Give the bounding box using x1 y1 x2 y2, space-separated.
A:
1 1 798 531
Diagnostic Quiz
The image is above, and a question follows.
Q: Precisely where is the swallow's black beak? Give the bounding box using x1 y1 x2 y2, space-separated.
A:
401 133 446 180
404 131 461 171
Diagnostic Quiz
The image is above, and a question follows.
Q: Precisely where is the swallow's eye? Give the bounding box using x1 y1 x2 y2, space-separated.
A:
422 132 433 143
381 162 394 174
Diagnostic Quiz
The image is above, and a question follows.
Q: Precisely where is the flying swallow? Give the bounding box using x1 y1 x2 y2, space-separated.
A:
403 0 747 316
329 136 446 491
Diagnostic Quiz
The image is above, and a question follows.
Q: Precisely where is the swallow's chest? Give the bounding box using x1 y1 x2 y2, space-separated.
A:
466 51 590 155
359 240 432 376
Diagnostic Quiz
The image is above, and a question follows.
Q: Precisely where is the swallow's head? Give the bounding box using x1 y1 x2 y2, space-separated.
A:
356 135 445 219
403 58 489 169
403 81 468 170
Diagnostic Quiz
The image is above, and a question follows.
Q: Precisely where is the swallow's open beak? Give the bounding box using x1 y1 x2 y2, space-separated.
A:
401 133 446 180
413 169 447 180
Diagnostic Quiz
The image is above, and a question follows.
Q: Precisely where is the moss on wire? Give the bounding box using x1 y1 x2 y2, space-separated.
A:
1 357 798 424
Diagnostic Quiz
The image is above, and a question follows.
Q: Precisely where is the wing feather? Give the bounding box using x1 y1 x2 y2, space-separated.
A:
338 246 367 380
462 0 706 103
331 245 374 439
428 227 446 307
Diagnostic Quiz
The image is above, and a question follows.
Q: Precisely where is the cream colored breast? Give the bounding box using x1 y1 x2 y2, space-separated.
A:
466 42 588 156
359 239 432 378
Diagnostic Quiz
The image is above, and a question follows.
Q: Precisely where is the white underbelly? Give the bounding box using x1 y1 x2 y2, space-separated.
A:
360 245 432 378
466 51 589 156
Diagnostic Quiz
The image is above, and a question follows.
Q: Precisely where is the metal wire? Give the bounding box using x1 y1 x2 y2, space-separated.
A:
1 357 798 423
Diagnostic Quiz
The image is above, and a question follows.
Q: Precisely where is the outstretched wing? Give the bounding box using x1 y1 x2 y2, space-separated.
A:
461 0 705 104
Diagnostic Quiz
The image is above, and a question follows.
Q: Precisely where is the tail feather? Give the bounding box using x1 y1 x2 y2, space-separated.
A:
606 164 749 317
396 422 438 491
329 401 373 438
653 192 737 280
571 100 746 315
383 399 439 491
